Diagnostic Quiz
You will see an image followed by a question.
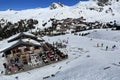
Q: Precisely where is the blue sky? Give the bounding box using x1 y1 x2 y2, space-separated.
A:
0 0 88 11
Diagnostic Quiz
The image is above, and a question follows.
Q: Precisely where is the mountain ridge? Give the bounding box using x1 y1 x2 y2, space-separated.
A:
0 0 120 29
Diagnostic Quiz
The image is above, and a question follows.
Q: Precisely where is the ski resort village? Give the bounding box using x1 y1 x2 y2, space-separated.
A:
0 0 120 80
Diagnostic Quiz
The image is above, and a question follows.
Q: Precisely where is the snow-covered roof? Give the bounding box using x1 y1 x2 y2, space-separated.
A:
8 32 36 41
74 24 87 27
0 39 41 53
8 32 44 43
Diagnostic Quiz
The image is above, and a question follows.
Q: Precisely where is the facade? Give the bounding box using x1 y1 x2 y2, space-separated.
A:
0 32 68 75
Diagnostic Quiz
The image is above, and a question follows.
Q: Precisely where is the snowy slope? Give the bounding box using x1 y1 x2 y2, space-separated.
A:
86 29 120 42
0 1 120 29
0 29 120 80
0 1 120 80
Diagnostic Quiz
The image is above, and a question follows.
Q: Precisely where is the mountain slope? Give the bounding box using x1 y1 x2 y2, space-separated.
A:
0 29 120 80
0 1 120 80
0 1 120 30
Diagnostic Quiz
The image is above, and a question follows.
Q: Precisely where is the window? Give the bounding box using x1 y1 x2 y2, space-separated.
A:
24 47 30 52
34 46 39 49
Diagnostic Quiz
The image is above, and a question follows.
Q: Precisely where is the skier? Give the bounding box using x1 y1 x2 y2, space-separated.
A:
90 38 92 41
97 43 99 47
106 46 108 51
101 43 103 47
112 45 116 49
15 76 19 80
3 63 7 69
53 42 55 46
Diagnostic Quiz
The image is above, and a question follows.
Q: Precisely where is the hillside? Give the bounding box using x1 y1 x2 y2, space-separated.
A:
0 29 120 80
0 0 120 80
0 0 120 40
86 29 120 42
0 0 120 29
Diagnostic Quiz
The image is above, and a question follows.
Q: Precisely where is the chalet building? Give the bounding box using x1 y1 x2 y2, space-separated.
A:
70 24 87 32
0 32 68 75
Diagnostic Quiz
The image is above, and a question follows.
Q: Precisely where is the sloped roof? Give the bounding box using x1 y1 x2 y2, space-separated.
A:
0 39 41 53
8 32 44 43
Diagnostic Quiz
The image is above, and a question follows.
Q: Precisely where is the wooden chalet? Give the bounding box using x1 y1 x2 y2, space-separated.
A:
0 32 68 75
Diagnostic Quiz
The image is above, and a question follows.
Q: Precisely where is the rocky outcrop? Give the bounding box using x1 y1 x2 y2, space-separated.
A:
49 2 64 10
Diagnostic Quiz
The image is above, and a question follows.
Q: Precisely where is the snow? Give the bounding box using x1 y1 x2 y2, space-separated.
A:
7 32 36 42
0 0 120 80
0 0 120 29
86 29 120 42
0 39 41 53
0 32 42 53
0 40 18 53
0 29 120 80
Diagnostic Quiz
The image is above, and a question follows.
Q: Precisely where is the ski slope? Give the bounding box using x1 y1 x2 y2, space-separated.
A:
0 29 120 80
0 0 120 80
86 29 120 42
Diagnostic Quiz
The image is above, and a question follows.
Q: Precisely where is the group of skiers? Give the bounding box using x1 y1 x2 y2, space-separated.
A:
52 39 69 48
96 43 117 51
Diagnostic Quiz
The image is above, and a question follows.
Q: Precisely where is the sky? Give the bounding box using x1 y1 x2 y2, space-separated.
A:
0 0 88 11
